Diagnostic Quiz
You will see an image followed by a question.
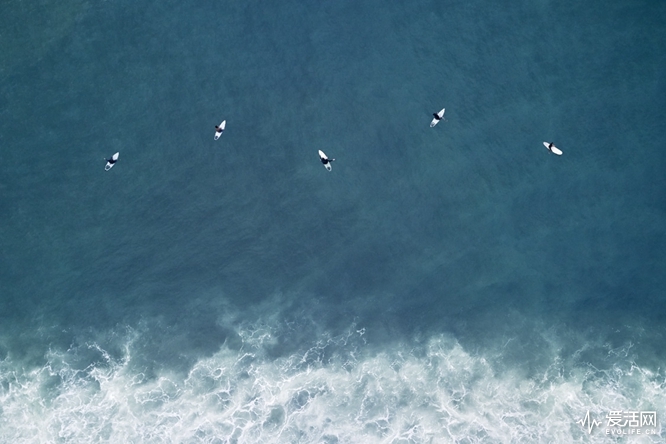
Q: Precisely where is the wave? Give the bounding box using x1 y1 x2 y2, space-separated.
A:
1 314 663 443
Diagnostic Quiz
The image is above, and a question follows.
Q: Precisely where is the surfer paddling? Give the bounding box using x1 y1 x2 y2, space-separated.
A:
318 150 335 171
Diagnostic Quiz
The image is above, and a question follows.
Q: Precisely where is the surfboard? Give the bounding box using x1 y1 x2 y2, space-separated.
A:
430 108 445 127
105 152 119 171
214 120 226 140
319 150 332 171
543 141 563 156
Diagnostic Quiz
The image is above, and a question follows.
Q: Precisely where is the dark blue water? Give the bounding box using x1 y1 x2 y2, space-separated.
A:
1 0 665 442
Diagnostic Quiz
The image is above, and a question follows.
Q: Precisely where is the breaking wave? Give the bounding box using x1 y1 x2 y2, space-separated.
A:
1 313 663 443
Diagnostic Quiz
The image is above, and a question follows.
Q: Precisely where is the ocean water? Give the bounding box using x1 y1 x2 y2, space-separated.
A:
1 0 665 442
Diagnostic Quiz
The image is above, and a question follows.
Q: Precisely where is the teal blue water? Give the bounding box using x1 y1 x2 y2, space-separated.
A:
1 0 665 442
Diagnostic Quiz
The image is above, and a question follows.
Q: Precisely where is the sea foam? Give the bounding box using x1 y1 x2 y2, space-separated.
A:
0 318 663 444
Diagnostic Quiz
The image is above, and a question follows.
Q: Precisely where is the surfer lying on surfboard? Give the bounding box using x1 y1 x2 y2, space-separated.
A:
318 150 335 171
543 141 563 155
105 152 119 171
430 108 446 127
214 120 226 140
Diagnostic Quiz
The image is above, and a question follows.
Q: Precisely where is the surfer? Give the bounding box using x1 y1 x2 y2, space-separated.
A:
430 108 446 127
214 120 226 140
542 141 562 155
318 150 335 171
105 152 119 171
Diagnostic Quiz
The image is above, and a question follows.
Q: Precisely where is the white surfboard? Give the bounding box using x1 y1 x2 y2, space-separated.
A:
430 108 445 127
318 149 333 171
214 120 226 140
543 141 563 156
105 152 119 171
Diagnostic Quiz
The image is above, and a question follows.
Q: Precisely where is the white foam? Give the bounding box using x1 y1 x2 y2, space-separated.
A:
0 323 663 443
